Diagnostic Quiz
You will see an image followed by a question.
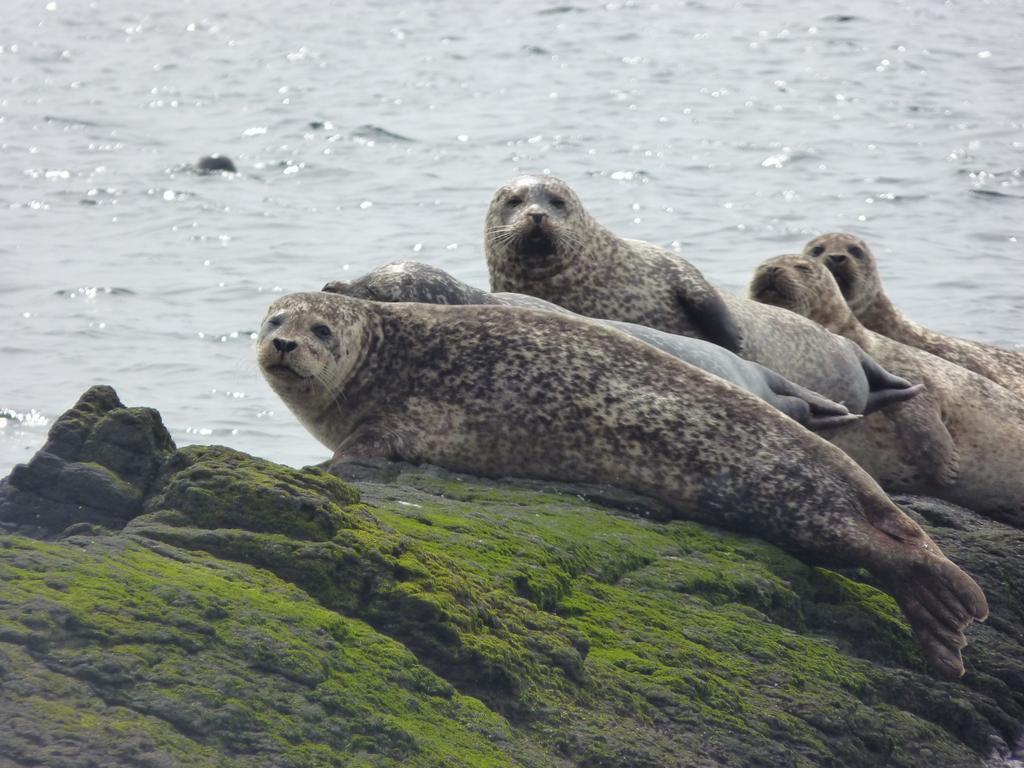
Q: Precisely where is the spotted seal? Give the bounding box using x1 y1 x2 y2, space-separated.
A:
803 233 1024 398
485 175 743 352
323 261 859 431
484 175 920 415
751 254 1024 525
257 290 987 677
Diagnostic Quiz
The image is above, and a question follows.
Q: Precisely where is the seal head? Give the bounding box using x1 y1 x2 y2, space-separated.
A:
256 293 374 437
485 175 586 282
803 233 882 316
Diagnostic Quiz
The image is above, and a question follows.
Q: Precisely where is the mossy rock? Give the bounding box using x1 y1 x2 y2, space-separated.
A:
2 386 1022 766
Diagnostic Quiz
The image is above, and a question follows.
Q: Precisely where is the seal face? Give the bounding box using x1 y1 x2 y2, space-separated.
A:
257 291 987 678
485 175 744 352
325 261 859 431
804 233 1024 397
751 254 1024 525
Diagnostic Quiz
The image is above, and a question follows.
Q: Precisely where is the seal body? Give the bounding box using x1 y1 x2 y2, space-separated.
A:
483 176 919 415
751 254 1024 525
324 262 859 431
257 291 987 678
485 175 743 352
804 233 1024 398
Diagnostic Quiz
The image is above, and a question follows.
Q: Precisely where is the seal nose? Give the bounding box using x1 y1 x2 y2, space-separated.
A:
828 253 847 264
529 211 547 224
273 338 298 354
765 266 781 276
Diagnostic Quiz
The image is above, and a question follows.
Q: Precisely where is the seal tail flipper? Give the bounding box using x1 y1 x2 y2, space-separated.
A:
883 553 988 679
861 505 987 678
759 366 852 417
857 348 925 414
674 278 744 354
805 413 863 431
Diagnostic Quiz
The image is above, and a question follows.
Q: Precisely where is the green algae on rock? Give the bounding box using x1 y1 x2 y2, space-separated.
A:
1 386 1022 767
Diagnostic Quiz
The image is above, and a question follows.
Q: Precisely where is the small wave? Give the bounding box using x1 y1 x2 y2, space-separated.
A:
538 5 586 15
969 189 1024 200
351 125 414 143
55 287 135 298
43 114 102 128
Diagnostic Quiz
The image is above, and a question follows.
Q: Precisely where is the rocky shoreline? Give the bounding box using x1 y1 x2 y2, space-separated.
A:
1 386 1021 767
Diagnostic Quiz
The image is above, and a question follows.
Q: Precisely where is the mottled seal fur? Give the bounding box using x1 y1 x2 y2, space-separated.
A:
324 261 859 431
803 233 1024 398
751 254 1024 525
484 175 920 415
257 291 988 677
485 175 743 352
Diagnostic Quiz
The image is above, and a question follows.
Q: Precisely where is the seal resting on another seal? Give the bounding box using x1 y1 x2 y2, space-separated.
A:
257 290 988 677
485 175 743 352
323 261 859 431
803 233 1024 399
750 254 1024 526
484 175 920 415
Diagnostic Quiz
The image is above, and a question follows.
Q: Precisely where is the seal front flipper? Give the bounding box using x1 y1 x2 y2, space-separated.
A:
857 347 924 413
673 275 743 353
329 430 401 469
892 393 961 488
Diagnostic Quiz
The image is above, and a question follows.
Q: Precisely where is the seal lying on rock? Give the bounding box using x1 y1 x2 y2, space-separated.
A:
750 255 1024 526
257 290 988 677
484 174 921 415
323 262 858 431
803 233 1024 399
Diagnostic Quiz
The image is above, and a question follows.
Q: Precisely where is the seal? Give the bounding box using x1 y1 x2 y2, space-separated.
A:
750 254 1024 525
196 154 237 174
324 261 860 431
803 233 1024 398
485 175 744 352
483 175 921 415
257 290 987 677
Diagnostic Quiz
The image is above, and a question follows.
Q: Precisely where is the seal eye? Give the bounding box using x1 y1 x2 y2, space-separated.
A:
795 263 813 273
549 196 566 209
848 245 866 259
312 324 332 340
809 245 825 257
267 315 284 328
506 196 523 207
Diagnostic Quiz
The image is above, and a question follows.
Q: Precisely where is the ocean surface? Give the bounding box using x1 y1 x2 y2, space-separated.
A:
2 0 1022 475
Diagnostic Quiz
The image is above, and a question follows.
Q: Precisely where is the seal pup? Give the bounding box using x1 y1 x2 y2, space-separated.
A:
257 291 987 677
323 262 859 431
750 254 1024 525
803 233 1024 398
485 175 743 352
484 175 920 415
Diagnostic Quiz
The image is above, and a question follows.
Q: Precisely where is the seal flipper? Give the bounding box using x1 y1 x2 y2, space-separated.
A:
673 275 743 353
892 392 961 488
771 394 861 431
858 348 924 414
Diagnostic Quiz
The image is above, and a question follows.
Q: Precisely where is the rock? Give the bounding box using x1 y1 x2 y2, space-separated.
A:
0 385 176 535
0 386 1021 766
